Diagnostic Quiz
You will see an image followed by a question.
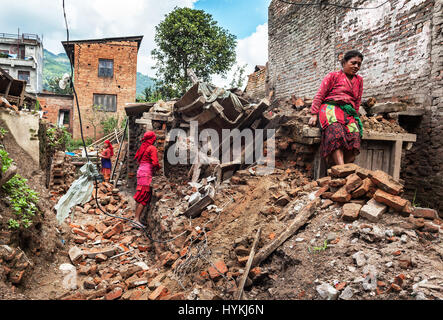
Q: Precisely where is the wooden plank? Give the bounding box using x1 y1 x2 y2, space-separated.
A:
252 196 322 267
235 227 262 300
391 140 403 181
366 149 373 170
363 132 416 142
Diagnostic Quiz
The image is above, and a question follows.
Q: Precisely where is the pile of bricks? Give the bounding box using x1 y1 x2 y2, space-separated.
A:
316 163 442 237
0 245 33 286
60 181 190 300
48 151 76 196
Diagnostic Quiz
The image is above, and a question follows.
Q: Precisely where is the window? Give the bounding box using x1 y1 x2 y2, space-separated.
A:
17 70 30 83
58 110 70 127
93 94 117 112
98 59 114 77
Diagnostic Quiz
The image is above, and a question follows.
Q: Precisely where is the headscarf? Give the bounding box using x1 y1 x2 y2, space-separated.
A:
134 131 156 163
104 140 114 156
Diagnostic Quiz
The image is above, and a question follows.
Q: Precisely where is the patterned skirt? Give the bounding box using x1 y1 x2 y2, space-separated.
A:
321 122 361 159
133 185 152 206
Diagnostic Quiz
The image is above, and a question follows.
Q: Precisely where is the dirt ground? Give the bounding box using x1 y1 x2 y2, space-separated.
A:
1 121 442 301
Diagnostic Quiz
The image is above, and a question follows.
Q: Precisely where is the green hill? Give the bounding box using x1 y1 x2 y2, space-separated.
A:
43 49 155 96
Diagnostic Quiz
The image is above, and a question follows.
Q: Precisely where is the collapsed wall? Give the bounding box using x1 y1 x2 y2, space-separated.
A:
268 0 443 211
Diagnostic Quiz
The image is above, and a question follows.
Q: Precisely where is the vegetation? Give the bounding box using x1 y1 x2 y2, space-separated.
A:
100 115 120 136
45 76 73 95
151 7 237 96
229 64 248 89
0 148 40 229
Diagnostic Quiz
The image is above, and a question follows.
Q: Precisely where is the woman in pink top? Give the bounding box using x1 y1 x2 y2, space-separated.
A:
133 131 160 227
308 50 364 166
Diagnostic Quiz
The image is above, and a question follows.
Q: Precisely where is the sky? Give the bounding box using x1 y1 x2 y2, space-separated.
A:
0 0 271 88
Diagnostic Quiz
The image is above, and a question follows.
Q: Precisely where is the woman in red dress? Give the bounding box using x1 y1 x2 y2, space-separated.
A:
133 131 160 226
308 50 364 166
99 140 114 182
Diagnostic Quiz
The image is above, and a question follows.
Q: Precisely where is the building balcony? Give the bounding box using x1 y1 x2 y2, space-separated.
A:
0 57 36 68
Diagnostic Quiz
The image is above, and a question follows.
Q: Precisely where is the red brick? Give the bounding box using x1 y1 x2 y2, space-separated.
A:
369 170 403 195
103 221 124 239
105 287 123 300
331 186 352 203
351 178 374 198
412 207 438 220
72 228 89 237
148 285 168 300
160 292 185 300
345 173 363 193
341 203 362 221
373 189 408 211
330 163 359 178
208 260 228 280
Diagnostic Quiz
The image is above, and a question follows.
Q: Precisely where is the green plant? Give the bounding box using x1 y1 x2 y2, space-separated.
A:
0 148 13 173
412 189 421 208
101 115 119 136
46 126 71 149
1 150 40 229
0 126 8 136
308 240 329 253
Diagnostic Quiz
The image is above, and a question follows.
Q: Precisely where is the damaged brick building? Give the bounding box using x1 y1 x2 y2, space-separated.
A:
267 0 442 211
62 36 143 139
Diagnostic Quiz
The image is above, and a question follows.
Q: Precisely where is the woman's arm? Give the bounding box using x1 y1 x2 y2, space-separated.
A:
310 72 335 115
355 77 363 114
309 72 335 126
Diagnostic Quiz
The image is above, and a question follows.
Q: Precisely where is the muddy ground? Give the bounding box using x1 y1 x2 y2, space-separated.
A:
1 123 442 301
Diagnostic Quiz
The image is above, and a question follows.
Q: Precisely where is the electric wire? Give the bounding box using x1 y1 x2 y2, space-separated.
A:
62 0 187 244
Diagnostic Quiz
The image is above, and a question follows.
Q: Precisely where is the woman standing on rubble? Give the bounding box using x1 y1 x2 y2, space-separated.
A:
99 140 114 182
133 131 160 227
308 50 364 166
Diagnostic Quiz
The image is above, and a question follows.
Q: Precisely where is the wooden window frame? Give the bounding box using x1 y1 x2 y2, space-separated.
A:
98 59 114 78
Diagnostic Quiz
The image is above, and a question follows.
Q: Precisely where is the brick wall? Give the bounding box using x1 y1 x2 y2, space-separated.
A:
72 40 139 140
245 65 267 101
38 93 74 134
268 0 443 211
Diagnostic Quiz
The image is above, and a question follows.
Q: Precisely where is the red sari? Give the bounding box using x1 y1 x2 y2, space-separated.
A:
133 131 160 206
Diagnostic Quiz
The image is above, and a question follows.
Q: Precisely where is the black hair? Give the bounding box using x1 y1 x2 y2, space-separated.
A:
342 50 364 65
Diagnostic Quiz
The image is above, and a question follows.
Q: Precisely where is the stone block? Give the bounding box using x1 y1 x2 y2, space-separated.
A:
369 170 403 195
342 203 362 221
360 198 387 222
373 189 408 211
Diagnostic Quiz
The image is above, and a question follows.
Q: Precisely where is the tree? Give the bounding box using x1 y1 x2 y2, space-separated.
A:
84 105 108 141
45 76 73 95
229 64 248 89
151 7 237 96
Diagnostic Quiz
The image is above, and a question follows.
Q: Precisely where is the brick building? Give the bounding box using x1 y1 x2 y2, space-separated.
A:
38 92 74 134
62 36 143 140
267 0 442 210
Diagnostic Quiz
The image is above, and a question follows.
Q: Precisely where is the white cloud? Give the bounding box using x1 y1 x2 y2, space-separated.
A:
0 0 268 85
211 23 268 89
0 0 197 76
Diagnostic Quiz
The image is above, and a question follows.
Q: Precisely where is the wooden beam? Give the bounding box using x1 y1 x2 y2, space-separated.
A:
391 139 403 181
235 227 262 300
251 195 322 267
